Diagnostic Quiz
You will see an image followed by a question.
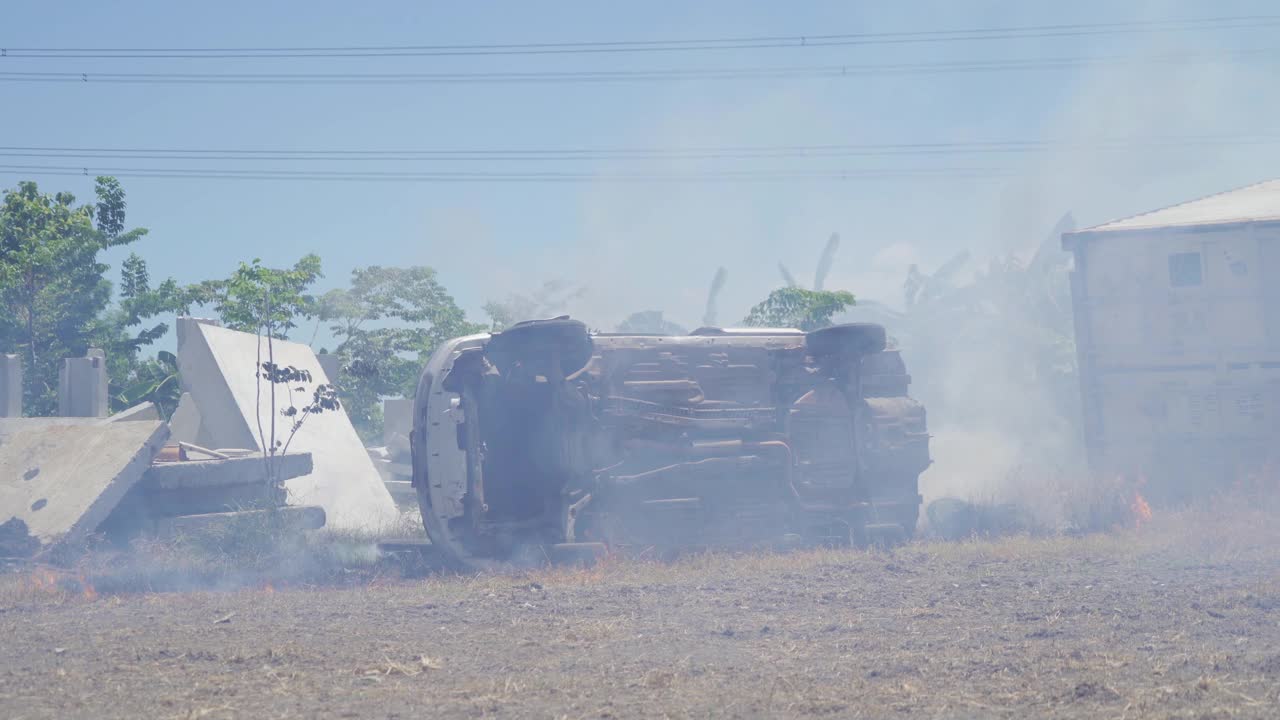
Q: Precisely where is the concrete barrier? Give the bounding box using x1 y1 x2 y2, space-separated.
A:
154 505 326 540
175 318 398 531
0 420 169 549
382 397 413 448
58 349 108 418
316 353 341 385
0 354 20 418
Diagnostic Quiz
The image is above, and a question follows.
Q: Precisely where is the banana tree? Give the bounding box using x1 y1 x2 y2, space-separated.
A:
839 212 1081 442
111 349 181 418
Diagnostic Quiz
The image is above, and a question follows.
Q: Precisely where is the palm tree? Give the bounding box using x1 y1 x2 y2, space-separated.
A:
777 233 841 292
701 267 728 327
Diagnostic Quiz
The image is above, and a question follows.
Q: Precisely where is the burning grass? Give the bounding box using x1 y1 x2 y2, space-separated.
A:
0 565 99 606
0 516 399 602
923 463 1184 541
1 496 1276 718
1 480 1272 606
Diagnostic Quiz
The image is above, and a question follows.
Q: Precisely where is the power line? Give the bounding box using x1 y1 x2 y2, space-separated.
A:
2 15 1275 58
1 49 1272 85
0 163 1014 183
2 134 1277 162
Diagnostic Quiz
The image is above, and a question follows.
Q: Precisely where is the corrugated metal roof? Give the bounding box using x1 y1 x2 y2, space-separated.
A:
1080 179 1280 234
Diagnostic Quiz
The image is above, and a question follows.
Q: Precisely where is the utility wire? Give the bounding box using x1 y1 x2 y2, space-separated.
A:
2 134 1277 162
1 49 1272 85
0 163 1014 183
2 15 1275 58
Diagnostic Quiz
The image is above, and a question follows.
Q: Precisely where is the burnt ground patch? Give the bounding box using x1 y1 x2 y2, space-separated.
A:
1 504 1277 719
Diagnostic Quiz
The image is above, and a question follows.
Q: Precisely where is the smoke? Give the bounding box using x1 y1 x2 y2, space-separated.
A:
839 259 1080 523
910 17 1279 514
429 4 1280 523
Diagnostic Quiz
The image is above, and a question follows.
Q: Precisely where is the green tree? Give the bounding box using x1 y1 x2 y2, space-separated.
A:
320 266 484 441
110 349 182 418
743 287 855 331
190 255 323 339
0 178 150 415
96 251 201 416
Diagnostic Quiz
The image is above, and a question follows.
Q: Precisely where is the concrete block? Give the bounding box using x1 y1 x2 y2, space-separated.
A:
175 317 221 350
140 483 278 519
105 402 160 423
58 349 108 418
175 318 398 531
0 517 40 558
167 392 205 446
143 452 313 491
385 431 411 462
102 447 314 532
0 420 169 548
316 353 341 385
382 397 413 447
0 418 95 442
0 354 21 418
384 479 417 506
154 505 326 540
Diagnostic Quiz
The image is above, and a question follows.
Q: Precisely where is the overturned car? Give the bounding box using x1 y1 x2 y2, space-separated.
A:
410 318 930 568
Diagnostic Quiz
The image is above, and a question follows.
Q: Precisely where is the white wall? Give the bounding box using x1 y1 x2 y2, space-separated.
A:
1075 224 1280 482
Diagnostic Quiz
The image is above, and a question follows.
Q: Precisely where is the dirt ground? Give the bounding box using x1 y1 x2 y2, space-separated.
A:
1 503 1278 719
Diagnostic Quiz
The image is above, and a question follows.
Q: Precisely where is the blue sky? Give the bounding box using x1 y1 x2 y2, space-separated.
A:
4 0 1279 339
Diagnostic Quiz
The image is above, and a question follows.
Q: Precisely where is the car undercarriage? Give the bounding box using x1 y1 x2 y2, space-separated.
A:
411 319 930 568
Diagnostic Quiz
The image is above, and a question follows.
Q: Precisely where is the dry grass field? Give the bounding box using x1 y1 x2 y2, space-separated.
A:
1 500 1278 719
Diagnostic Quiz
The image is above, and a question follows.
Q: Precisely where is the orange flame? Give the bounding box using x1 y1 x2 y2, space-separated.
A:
78 574 98 602
17 568 99 602
26 568 59 593
1130 492 1153 528
262 583 275 595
